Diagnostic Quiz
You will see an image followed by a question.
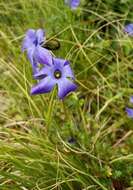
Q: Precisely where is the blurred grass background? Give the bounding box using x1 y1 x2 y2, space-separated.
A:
0 0 133 189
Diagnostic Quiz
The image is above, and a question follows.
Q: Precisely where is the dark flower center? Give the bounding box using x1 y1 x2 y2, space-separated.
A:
33 38 38 46
54 69 62 79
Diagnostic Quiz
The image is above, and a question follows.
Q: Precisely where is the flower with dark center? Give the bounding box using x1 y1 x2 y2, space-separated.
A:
68 137 76 144
124 24 133 36
22 29 52 74
65 0 80 9
126 96 133 118
31 58 77 99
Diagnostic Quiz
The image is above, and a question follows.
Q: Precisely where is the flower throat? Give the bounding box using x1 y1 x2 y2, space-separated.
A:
54 69 62 79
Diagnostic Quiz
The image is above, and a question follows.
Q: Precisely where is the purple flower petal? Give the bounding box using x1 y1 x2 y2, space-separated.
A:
53 57 65 68
34 46 52 66
124 24 133 36
22 29 36 51
64 60 70 66
33 66 51 79
22 38 33 52
126 107 133 118
130 96 133 104
64 64 74 79
26 29 36 39
57 78 77 99
27 47 35 64
27 47 39 74
65 0 80 9
70 0 80 9
31 76 56 95
36 29 45 44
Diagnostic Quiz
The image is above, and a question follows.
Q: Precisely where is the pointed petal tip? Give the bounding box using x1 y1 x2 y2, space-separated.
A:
30 87 36 95
58 80 77 100
36 29 45 44
26 29 36 36
64 60 70 66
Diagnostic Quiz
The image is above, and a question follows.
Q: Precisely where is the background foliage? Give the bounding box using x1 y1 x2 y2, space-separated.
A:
0 0 133 189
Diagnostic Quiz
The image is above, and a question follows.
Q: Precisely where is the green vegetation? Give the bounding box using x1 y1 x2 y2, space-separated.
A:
0 0 133 189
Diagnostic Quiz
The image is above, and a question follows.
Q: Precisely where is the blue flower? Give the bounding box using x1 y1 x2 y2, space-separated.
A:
126 96 133 118
68 137 76 144
31 58 77 99
124 24 133 36
65 0 80 9
22 29 52 74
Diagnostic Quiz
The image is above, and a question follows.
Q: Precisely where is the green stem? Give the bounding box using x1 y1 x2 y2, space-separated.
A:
46 87 56 129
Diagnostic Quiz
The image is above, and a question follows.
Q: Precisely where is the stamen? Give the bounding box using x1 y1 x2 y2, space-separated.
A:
54 70 62 79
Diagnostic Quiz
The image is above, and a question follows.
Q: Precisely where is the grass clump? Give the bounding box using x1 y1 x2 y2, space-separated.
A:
0 0 133 189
